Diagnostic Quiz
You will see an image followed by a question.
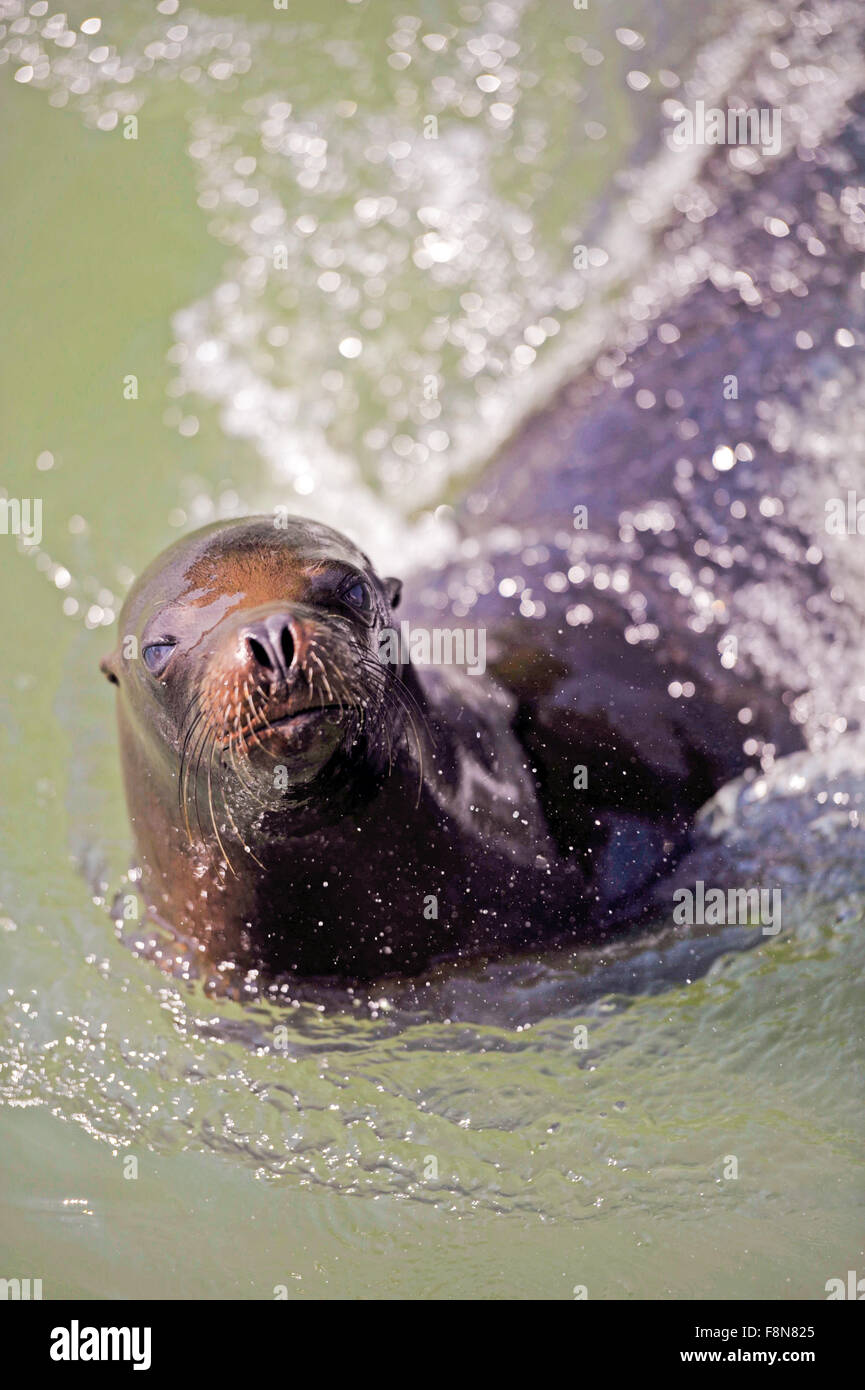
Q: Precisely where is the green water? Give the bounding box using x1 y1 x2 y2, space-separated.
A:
1 0 863 1300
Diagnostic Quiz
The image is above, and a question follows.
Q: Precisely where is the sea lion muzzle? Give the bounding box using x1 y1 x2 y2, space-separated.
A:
190 599 388 791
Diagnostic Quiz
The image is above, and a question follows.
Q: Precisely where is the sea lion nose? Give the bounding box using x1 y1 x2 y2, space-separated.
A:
243 614 298 683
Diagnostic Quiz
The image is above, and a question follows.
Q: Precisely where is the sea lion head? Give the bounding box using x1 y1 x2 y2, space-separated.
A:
101 515 406 847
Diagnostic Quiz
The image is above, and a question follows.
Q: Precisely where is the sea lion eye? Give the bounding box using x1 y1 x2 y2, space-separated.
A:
341 578 373 616
142 641 176 675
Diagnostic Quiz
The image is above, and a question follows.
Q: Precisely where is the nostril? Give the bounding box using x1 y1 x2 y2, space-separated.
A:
247 636 273 671
279 624 295 671
245 620 297 678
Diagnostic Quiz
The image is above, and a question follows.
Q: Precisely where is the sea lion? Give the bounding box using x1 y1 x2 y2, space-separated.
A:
100 515 567 978
102 5 865 980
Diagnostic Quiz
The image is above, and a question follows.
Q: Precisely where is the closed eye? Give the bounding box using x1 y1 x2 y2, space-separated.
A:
142 641 176 675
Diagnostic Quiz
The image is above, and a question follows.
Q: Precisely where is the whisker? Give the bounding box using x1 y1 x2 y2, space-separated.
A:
207 736 238 877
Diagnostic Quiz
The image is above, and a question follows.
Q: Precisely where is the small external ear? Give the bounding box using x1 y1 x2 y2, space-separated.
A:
100 653 119 686
384 577 402 610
